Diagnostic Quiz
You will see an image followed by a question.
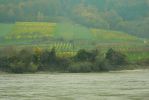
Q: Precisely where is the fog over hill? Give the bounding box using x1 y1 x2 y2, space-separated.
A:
0 0 149 38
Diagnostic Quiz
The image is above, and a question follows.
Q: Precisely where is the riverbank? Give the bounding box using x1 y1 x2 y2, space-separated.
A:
0 65 149 74
0 47 148 73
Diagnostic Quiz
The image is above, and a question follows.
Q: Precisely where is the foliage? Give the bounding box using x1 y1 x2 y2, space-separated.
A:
93 55 111 71
38 48 70 71
0 57 10 71
10 61 38 73
106 48 127 66
0 0 149 38
0 46 148 73
136 58 149 66
74 49 98 62
67 62 92 73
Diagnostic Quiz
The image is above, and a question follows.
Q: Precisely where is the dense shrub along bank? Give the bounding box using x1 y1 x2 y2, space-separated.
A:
0 46 140 73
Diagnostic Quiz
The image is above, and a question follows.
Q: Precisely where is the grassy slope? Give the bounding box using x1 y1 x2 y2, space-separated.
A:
0 23 14 37
6 22 56 39
0 22 143 50
54 23 94 40
0 22 142 43
91 29 141 42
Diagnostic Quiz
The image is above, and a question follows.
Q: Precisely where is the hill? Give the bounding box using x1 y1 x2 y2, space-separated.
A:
0 22 142 46
0 22 148 61
5 22 56 40
0 23 14 37
0 0 149 38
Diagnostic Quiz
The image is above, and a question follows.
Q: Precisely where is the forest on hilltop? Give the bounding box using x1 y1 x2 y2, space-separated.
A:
0 0 149 38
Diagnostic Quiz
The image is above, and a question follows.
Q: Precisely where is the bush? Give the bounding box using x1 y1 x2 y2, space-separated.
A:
93 59 112 72
0 57 10 72
18 48 34 64
55 57 72 71
27 63 38 72
106 48 127 66
10 61 26 73
67 62 92 73
39 48 58 69
10 61 38 73
137 58 149 66
74 49 98 62
0 47 134 73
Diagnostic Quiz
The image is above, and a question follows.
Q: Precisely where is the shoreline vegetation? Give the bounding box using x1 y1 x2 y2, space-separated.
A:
0 46 148 74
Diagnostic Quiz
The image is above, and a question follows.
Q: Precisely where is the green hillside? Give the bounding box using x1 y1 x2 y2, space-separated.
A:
0 22 142 44
91 29 141 42
54 23 94 40
0 23 14 37
5 22 56 40
0 22 145 51
0 0 149 38
0 22 148 61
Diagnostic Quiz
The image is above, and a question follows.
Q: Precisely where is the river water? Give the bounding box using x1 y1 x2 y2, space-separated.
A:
0 70 149 100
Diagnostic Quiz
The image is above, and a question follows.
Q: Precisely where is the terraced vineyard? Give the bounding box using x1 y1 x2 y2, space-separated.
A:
41 42 75 56
91 29 141 42
5 22 56 40
2 22 142 43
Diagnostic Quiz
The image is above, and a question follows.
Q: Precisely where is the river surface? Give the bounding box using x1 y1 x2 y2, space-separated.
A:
0 70 149 100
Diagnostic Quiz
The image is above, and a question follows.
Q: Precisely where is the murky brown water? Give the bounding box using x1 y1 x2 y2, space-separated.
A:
0 70 149 100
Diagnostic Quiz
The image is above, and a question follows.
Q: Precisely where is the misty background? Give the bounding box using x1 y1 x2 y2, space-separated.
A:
0 0 149 38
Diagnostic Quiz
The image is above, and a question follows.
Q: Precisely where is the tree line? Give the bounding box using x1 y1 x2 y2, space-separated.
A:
0 46 129 73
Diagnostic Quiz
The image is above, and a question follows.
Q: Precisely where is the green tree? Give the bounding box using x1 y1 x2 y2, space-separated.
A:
39 48 58 70
0 57 10 71
9 48 38 73
75 49 98 62
67 62 92 73
106 48 127 66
